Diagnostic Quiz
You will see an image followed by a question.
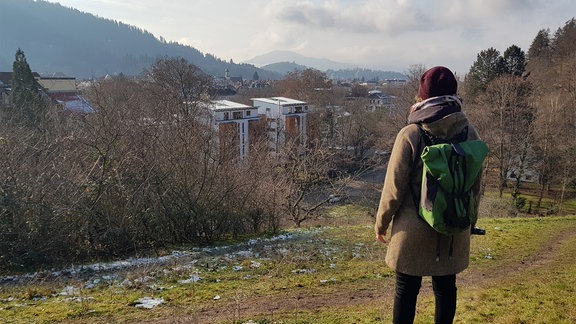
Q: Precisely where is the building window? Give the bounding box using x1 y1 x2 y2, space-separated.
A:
295 106 303 113
233 111 243 119
246 110 251 116
224 112 229 120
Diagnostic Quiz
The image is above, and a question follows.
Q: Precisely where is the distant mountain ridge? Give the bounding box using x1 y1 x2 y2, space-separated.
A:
0 0 280 80
246 50 357 71
0 0 405 82
250 51 406 80
260 62 309 75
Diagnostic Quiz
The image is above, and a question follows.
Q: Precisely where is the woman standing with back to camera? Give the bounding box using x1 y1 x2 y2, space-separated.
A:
374 66 482 324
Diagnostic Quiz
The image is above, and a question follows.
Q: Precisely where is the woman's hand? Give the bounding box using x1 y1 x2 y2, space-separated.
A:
376 233 387 244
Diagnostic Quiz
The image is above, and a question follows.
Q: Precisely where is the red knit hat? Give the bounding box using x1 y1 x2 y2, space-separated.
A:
418 66 457 100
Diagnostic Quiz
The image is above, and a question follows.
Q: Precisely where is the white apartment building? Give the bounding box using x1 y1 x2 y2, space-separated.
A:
251 97 310 152
207 100 261 159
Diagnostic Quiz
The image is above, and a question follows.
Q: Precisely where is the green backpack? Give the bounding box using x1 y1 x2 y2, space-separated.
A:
416 126 489 235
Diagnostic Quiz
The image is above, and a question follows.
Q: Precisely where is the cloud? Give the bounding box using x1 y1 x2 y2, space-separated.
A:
265 0 450 35
265 1 354 31
50 0 576 74
464 0 539 17
263 0 557 37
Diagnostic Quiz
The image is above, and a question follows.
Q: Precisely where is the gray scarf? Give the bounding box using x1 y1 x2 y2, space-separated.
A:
407 95 462 125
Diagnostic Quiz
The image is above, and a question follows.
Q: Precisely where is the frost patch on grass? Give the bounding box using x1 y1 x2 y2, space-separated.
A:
230 250 255 258
59 286 79 296
178 274 202 284
0 250 200 285
322 246 339 257
0 227 335 308
31 296 48 301
64 296 94 302
134 276 155 284
276 248 290 255
134 297 164 309
291 268 317 274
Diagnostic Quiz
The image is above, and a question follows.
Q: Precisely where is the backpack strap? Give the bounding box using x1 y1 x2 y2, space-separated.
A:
410 124 426 210
423 125 469 146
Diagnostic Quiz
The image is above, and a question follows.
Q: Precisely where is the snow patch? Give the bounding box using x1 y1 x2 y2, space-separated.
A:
134 297 164 309
178 274 202 284
291 268 317 274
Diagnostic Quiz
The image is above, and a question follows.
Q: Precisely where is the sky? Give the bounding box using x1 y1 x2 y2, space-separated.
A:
47 0 576 75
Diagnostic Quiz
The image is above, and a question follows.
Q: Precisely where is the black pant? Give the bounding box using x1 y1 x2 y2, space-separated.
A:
393 272 457 324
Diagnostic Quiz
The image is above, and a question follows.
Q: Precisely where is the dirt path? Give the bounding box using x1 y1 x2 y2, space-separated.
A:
145 283 392 324
143 229 576 324
459 228 575 285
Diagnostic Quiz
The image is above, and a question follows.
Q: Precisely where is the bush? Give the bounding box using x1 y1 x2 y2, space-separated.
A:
0 75 283 271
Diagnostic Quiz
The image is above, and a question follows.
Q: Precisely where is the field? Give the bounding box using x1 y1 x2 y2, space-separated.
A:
0 205 575 323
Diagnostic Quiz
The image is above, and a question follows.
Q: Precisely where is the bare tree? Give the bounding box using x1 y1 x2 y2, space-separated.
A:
145 57 213 120
479 75 533 200
333 99 380 161
527 19 576 214
275 139 336 227
276 68 334 108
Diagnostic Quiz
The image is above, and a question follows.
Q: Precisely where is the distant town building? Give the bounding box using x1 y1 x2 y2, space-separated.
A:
367 90 396 113
383 79 407 86
0 71 95 113
0 72 12 105
206 99 261 159
203 97 311 159
37 73 95 113
251 97 310 153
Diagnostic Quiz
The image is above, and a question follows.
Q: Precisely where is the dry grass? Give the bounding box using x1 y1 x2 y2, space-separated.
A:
0 210 574 324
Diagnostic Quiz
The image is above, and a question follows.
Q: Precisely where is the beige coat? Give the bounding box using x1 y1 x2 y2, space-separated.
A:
374 111 480 276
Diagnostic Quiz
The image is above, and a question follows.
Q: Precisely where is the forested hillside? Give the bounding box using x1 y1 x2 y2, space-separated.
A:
0 0 279 79
463 18 576 215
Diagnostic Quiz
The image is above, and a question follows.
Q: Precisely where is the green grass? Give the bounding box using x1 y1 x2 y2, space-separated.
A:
479 186 576 216
456 230 576 324
236 216 576 324
0 214 575 323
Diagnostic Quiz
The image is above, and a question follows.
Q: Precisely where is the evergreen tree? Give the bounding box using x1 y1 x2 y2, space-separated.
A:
503 45 526 76
526 29 553 86
551 18 576 60
528 29 551 61
9 48 48 127
465 47 506 101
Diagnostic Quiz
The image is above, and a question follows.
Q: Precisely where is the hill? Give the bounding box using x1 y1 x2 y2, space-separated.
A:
326 68 407 81
247 50 407 80
0 0 280 80
0 1 406 81
245 50 357 71
260 61 309 75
